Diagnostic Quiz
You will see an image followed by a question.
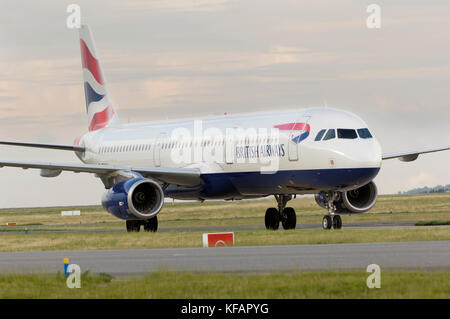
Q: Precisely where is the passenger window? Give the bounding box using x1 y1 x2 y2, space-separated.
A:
323 129 336 141
357 128 373 139
337 129 357 139
315 129 326 141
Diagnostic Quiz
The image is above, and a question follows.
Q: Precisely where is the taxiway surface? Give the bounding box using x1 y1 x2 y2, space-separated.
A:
0 240 448 277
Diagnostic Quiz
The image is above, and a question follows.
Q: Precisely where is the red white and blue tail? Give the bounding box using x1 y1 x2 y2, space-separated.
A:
79 24 120 131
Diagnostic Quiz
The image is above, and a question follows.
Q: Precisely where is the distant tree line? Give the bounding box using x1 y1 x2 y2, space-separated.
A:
398 184 450 195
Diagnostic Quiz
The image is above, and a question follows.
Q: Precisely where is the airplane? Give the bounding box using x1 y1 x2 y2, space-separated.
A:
1 25 449 232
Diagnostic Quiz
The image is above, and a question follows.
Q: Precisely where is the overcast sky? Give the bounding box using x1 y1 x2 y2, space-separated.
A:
0 0 449 207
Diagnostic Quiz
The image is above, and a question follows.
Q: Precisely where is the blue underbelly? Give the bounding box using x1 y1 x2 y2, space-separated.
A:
164 167 380 200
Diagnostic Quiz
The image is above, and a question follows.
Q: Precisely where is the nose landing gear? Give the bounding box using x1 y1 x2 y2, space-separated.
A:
322 214 342 230
321 192 342 230
332 215 342 229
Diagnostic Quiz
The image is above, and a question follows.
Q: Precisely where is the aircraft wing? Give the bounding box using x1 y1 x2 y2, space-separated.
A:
0 141 85 152
0 160 201 187
382 146 450 162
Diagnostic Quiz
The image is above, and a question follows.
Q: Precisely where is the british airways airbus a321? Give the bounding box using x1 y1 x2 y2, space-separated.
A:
1 25 449 232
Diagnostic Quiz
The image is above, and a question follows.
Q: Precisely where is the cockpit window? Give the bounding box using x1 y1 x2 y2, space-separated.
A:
314 129 326 141
337 129 357 139
357 128 373 139
323 129 336 141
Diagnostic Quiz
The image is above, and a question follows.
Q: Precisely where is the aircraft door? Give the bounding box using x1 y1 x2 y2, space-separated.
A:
288 116 311 161
153 132 166 167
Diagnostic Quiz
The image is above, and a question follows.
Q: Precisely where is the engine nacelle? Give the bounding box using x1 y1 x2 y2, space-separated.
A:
315 181 378 214
102 177 164 220
40 168 62 178
340 181 378 214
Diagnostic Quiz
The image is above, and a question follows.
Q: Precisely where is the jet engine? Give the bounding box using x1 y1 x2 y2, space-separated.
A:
315 181 378 214
102 177 164 220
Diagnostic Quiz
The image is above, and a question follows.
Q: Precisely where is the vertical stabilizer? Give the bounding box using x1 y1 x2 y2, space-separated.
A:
79 24 120 131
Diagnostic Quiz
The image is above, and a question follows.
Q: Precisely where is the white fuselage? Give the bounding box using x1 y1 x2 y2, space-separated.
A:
78 107 382 199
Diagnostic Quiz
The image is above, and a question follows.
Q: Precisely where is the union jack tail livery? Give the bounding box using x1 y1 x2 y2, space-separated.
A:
79 24 119 131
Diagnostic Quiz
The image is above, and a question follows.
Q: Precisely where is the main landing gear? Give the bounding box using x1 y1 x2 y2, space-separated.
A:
126 216 158 232
265 195 297 230
321 192 342 230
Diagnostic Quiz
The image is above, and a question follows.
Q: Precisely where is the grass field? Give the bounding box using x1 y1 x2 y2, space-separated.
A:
1 270 449 298
0 193 449 252
0 193 449 299
0 193 449 230
0 227 449 252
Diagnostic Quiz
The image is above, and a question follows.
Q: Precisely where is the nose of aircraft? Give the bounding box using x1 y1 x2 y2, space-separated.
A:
353 138 382 168
340 138 382 188
320 137 382 189
326 136 382 169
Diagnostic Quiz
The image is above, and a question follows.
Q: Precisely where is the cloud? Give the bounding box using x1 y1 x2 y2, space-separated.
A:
122 0 232 12
342 66 450 81
0 0 449 206
100 46 339 79
372 95 422 114
0 81 20 100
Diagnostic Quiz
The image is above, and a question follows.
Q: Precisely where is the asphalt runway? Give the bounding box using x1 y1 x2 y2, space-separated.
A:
0 220 420 234
0 241 449 277
162 220 419 232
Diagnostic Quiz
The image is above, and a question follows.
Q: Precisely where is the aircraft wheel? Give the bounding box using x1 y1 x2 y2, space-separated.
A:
322 215 332 230
282 207 297 230
143 216 158 232
265 207 280 230
126 220 141 232
332 215 342 229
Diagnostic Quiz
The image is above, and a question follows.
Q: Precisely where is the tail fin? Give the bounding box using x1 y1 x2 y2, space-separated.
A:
79 24 120 131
